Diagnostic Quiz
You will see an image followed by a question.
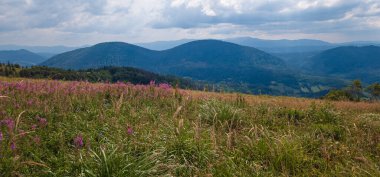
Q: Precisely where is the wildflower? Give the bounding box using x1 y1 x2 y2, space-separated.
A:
0 131 3 141
31 124 37 130
37 116 47 127
10 142 16 151
1 118 15 132
33 136 41 145
159 83 171 90
19 129 26 137
149 80 156 86
127 126 134 135
74 135 84 148
27 99 33 106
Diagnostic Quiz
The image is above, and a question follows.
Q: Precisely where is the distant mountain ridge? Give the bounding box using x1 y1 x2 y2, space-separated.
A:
0 49 46 66
304 45 380 83
41 40 347 96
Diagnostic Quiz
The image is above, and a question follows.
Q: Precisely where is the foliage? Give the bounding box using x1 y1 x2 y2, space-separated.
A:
0 64 201 90
324 80 380 101
323 89 354 101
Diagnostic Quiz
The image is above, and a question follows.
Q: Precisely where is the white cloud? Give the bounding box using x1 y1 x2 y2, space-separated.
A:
0 0 379 45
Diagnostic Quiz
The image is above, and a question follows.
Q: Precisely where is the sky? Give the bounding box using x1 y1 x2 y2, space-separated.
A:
0 0 380 46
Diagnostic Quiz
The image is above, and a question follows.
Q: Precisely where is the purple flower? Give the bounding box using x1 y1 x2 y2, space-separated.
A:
127 126 133 135
1 119 15 131
31 124 37 130
33 136 41 145
0 131 3 141
159 83 171 90
27 99 33 105
37 117 47 127
149 80 156 86
10 142 16 151
74 135 84 148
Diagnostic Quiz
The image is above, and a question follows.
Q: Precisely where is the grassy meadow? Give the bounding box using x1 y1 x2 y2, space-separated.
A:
0 77 380 176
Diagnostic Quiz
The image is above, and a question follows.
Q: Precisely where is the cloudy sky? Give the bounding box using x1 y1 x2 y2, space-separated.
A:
1 0 380 46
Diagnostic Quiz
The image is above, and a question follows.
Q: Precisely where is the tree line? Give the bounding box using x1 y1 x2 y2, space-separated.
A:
324 80 380 101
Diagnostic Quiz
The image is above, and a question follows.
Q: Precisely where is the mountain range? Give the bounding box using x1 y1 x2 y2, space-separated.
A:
40 40 349 96
1 37 379 97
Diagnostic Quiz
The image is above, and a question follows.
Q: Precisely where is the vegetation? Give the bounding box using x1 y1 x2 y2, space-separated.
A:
0 77 379 176
0 63 202 89
324 80 380 101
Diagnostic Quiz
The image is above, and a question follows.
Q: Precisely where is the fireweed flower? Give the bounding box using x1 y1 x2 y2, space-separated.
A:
10 142 16 151
33 136 41 145
31 124 37 130
2 119 15 132
19 129 26 137
74 135 84 148
159 83 171 90
37 117 48 127
127 126 133 135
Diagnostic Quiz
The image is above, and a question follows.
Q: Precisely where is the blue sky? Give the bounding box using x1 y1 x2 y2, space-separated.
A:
0 0 379 46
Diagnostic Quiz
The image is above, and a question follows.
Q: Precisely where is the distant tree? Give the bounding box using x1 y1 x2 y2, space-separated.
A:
367 83 380 97
323 89 353 101
347 80 363 101
351 80 362 92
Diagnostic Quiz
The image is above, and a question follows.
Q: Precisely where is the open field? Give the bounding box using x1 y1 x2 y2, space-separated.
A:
1 77 380 176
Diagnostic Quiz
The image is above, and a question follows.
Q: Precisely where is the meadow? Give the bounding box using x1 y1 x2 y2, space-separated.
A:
0 77 380 176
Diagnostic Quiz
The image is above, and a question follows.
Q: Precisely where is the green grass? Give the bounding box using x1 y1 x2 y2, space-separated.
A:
0 78 379 176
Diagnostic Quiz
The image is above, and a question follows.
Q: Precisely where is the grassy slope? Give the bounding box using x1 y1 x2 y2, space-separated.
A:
0 77 379 176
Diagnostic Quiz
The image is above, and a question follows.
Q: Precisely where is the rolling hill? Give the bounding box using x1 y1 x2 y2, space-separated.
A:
41 40 347 96
0 49 46 66
304 46 380 82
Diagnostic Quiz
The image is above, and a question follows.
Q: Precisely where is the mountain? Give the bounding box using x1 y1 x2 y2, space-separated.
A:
41 40 347 96
137 39 194 50
41 42 158 70
304 46 380 82
0 49 46 66
225 37 334 53
0 45 80 54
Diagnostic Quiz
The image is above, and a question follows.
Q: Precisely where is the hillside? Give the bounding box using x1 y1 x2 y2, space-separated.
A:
304 46 380 82
0 49 46 66
0 77 379 176
0 64 199 89
41 42 158 70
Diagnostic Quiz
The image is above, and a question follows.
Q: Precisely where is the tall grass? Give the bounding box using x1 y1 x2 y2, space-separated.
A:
0 78 379 176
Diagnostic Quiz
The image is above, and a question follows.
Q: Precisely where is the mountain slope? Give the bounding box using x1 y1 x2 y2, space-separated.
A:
225 37 334 53
42 42 159 69
304 46 380 82
137 39 194 50
0 49 46 66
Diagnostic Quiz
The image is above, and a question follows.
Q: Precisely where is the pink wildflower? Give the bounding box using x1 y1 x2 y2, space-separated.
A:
0 131 3 141
37 116 47 127
74 135 84 148
159 83 171 90
33 136 41 145
31 124 37 130
127 126 134 135
19 129 26 137
10 142 16 151
2 118 15 131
